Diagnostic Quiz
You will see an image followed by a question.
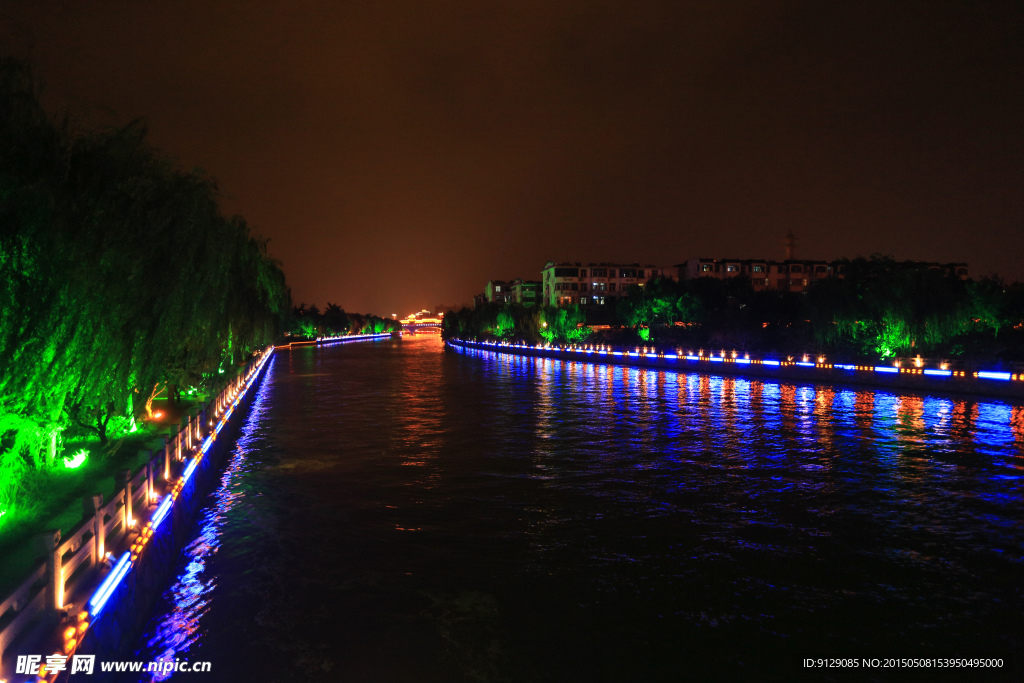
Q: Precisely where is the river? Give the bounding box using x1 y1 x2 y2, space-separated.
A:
128 334 1022 681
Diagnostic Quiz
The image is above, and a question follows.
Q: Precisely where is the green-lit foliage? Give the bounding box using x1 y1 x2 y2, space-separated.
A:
0 57 290 511
804 256 977 358
440 303 589 344
493 309 515 338
617 276 699 331
62 449 88 469
536 306 588 343
287 304 400 337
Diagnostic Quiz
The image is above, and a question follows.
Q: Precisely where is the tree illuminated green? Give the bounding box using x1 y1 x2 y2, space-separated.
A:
0 57 289 512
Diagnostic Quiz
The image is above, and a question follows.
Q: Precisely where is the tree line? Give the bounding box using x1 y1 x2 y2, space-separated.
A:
289 303 401 337
443 256 1024 364
0 58 289 511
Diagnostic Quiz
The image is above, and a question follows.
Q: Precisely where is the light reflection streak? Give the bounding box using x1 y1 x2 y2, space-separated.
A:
447 341 1024 539
137 358 276 681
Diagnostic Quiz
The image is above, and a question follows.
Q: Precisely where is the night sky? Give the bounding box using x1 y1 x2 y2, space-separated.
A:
3 1 1021 316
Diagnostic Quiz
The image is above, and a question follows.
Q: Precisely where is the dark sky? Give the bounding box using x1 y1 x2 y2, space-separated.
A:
3 1 1022 316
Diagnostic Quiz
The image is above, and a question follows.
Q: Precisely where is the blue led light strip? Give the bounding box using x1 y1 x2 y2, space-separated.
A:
150 496 174 530
449 339 1023 393
978 371 1012 381
79 348 271 630
88 551 132 616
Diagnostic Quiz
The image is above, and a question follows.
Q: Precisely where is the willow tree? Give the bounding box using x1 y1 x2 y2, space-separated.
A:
0 56 289 513
805 256 973 358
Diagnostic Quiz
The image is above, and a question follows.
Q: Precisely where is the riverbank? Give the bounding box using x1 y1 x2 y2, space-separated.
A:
447 338 1024 402
0 347 273 681
0 332 402 681
115 332 1020 681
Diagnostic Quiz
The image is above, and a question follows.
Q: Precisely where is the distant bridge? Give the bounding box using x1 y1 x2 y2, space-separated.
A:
402 321 441 332
399 310 443 330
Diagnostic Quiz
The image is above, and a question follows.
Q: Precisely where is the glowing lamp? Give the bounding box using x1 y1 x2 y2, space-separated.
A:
63 449 88 469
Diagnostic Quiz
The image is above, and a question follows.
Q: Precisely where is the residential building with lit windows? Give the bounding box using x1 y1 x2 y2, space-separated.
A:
485 280 514 304
678 258 968 292
540 261 677 313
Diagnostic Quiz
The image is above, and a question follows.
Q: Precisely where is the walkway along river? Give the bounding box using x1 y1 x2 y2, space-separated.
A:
125 334 1021 681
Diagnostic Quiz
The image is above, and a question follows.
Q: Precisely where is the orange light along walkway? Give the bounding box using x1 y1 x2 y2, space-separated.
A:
274 332 393 350
447 338 1024 402
0 347 273 683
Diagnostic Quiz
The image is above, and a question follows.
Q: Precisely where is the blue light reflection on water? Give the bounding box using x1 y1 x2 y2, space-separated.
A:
135 357 276 681
132 340 1023 680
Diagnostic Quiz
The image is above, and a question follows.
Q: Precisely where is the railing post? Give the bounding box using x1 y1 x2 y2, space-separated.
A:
146 456 154 508
90 494 105 561
122 469 133 531
163 439 172 481
36 530 62 611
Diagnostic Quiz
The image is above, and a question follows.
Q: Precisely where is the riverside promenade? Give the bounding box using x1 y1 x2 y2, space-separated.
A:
447 338 1024 402
0 333 392 683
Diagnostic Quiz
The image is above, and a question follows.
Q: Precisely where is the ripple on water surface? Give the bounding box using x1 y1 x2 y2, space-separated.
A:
133 336 1023 681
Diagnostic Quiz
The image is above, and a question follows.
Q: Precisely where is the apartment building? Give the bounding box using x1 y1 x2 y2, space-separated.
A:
540 261 676 308
678 258 968 292
484 280 514 304
511 279 542 307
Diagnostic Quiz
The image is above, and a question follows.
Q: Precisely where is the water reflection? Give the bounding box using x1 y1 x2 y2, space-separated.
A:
136 357 276 681
134 340 1023 681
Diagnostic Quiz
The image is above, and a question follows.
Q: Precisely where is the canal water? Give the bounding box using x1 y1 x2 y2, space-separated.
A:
129 335 1022 681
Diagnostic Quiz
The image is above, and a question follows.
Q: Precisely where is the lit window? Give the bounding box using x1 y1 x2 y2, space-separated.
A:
753 265 764 273
494 285 501 292
726 265 737 272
